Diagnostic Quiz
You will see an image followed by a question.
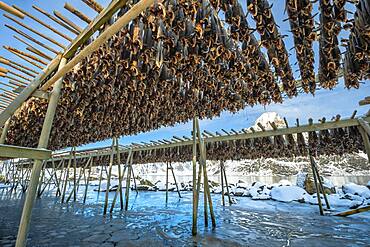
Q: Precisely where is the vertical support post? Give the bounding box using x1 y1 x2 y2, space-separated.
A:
36 162 45 197
220 161 225 206
83 156 93 204
56 159 65 197
311 157 330 209
61 148 73 203
309 155 324 215
72 149 77 201
125 150 133 211
131 165 138 194
0 119 10 144
165 161 169 204
358 126 370 163
195 117 216 228
97 157 104 194
222 162 232 205
103 138 116 215
111 149 131 212
192 118 198 236
16 57 67 247
170 162 181 198
116 139 123 209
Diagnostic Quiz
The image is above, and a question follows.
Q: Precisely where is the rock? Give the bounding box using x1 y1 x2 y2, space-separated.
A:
302 173 335 195
342 183 370 199
271 186 309 202
296 172 307 188
139 179 154 187
349 200 364 209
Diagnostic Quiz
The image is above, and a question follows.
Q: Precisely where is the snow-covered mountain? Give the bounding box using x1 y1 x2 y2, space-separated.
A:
252 112 286 130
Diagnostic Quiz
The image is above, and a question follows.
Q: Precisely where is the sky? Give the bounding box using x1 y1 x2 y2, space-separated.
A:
0 0 368 151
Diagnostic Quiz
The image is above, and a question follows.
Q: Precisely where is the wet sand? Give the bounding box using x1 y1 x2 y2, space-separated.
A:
0 187 369 246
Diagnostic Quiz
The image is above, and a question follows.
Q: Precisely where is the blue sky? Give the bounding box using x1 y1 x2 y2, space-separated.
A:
0 0 368 150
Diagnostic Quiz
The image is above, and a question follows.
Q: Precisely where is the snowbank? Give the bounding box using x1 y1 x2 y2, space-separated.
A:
271 186 309 202
342 183 370 199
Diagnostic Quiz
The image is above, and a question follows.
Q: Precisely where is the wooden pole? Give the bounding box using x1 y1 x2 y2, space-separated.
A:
83 156 93 204
125 151 133 211
53 11 83 33
15 57 67 247
32 5 80 35
82 0 103 13
5 24 59 55
311 157 330 209
0 1 25 18
4 14 66 49
61 148 73 203
36 162 45 197
111 149 131 212
170 162 181 198
196 118 216 228
97 158 104 195
192 118 198 236
222 162 232 205
220 161 225 206
0 119 10 144
0 56 39 76
309 155 324 215
103 138 116 215
64 3 92 23
12 5 73 42
73 149 77 201
166 161 169 204
131 164 138 194
116 139 124 209
358 126 370 162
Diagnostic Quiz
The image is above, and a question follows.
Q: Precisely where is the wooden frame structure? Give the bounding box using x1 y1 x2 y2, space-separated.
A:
0 0 368 246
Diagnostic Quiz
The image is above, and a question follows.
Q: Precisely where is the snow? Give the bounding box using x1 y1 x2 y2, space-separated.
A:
271 185 309 202
253 112 285 131
0 183 11 189
296 172 307 188
342 183 370 199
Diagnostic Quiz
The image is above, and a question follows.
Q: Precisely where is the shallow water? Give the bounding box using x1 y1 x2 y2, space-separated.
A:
0 187 369 246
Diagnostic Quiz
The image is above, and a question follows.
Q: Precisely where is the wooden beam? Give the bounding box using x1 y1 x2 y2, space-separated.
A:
0 144 51 159
334 205 370 217
53 11 83 33
63 0 127 59
0 1 24 18
82 0 104 13
0 56 37 78
4 14 66 49
32 5 80 35
64 3 92 23
5 24 59 55
12 5 73 42
358 119 370 136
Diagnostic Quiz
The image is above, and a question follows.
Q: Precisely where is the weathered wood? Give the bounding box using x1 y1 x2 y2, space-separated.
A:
63 0 127 59
220 161 225 206
64 3 92 23
195 118 216 228
4 46 47 66
358 126 370 162
4 14 66 49
0 144 51 159
311 156 330 209
0 119 10 144
334 205 370 216
83 156 93 203
82 0 103 13
170 162 181 198
26 47 52 62
4 48 44 70
166 161 169 203
32 5 80 35
0 1 25 18
12 5 73 42
358 119 370 136
125 151 133 211
15 57 67 247
0 56 39 76
61 148 74 203
41 0 155 90
103 138 116 215
53 11 83 33
192 118 197 236
310 155 324 215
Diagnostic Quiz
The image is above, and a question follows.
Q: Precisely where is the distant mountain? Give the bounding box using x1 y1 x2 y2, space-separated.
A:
253 112 286 130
